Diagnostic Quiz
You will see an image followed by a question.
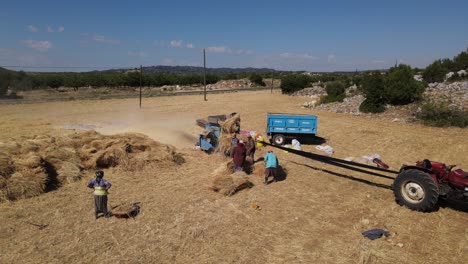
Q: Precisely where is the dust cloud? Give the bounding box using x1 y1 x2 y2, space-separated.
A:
91 108 202 149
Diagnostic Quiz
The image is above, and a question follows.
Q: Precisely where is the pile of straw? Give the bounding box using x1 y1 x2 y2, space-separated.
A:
218 113 240 134
0 131 185 202
211 171 253 196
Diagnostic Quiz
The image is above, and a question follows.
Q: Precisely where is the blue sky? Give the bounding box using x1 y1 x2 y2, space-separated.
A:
0 0 467 72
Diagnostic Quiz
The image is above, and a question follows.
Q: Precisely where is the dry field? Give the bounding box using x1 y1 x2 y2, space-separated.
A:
0 90 467 264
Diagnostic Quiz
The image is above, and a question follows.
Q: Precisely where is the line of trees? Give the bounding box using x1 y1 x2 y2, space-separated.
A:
0 68 281 96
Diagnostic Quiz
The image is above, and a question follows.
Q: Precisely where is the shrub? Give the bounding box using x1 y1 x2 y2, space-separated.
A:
280 74 310 94
417 100 468 128
249 73 265 86
359 72 386 113
452 50 468 70
423 60 449 83
385 64 425 105
46 74 64 89
320 81 346 104
359 99 385 113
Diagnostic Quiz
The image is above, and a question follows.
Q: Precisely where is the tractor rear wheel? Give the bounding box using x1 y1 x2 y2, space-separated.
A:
393 169 439 212
272 134 285 146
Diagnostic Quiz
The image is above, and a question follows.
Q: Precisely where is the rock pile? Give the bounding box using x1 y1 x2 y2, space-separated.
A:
304 95 366 114
292 86 327 108
425 81 468 110
207 79 254 89
291 86 326 97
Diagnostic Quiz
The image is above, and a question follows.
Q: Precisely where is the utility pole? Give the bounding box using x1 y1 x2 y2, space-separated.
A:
271 73 274 93
139 65 142 108
203 49 207 101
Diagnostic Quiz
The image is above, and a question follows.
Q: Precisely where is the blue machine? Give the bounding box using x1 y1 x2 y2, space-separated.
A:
266 113 318 145
198 123 221 152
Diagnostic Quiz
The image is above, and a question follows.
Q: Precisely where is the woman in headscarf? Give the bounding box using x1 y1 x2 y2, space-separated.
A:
231 141 247 172
86 170 112 219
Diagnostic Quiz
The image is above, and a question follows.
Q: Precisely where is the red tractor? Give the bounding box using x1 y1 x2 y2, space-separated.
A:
394 160 468 211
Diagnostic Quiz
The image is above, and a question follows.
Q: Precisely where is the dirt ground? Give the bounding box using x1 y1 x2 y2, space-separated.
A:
0 90 467 264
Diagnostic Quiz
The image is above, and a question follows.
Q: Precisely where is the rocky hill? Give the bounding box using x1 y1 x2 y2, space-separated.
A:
296 81 468 120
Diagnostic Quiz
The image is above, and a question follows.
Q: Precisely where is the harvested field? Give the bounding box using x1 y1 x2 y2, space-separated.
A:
0 90 467 264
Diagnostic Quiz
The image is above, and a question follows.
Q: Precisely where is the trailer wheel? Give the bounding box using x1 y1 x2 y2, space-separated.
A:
394 169 439 212
272 134 285 145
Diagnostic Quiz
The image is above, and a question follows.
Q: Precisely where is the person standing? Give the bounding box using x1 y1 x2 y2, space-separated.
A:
264 150 279 184
87 170 112 219
231 141 247 172
245 134 256 162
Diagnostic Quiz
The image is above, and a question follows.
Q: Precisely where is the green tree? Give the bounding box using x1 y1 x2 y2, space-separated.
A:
423 60 449 83
359 72 386 113
453 50 468 70
280 74 311 94
385 64 425 105
249 73 265 86
46 74 64 89
320 81 346 104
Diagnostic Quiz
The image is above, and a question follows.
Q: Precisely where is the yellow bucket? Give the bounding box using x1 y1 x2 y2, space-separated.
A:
256 136 265 148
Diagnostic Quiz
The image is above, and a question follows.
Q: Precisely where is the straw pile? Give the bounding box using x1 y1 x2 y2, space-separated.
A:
211 171 253 196
0 131 185 202
218 113 240 134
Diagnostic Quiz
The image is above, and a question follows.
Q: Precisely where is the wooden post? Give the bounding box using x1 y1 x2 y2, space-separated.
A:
271 74 274 93
203 49 207 101
139 65 142 108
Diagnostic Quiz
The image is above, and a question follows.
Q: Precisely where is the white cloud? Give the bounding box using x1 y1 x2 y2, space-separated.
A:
186 43 194 49
170 40 182 48
163 58 174 65
279 53 317 60
27 25 38 33
47 26 54 33
22 40 53 52
58 26 65 33
327 53 336 63
92 34 120 44
128 51 148 58
206 46 231 53
236 49 254 55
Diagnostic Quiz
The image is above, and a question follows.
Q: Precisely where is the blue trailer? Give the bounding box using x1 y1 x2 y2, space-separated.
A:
266 113 318 145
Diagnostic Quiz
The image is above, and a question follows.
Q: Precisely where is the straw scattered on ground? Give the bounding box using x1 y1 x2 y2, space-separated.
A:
0 131 184 202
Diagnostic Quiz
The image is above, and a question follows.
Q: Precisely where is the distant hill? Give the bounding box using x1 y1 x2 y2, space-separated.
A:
104 66 276 75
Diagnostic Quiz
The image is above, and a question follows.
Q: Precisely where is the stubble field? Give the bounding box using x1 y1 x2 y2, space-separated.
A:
0 90 467 263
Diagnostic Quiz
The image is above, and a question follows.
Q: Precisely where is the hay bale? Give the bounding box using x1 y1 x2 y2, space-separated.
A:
57 161 82 184
0 153 15 178
44 147 80 165
211 171 253 196
6 170 47 200
14 153 43 169
95 147 127 168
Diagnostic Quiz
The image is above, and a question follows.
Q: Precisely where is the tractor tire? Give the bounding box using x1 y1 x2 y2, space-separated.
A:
393 169 439 212
272 134 285 146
